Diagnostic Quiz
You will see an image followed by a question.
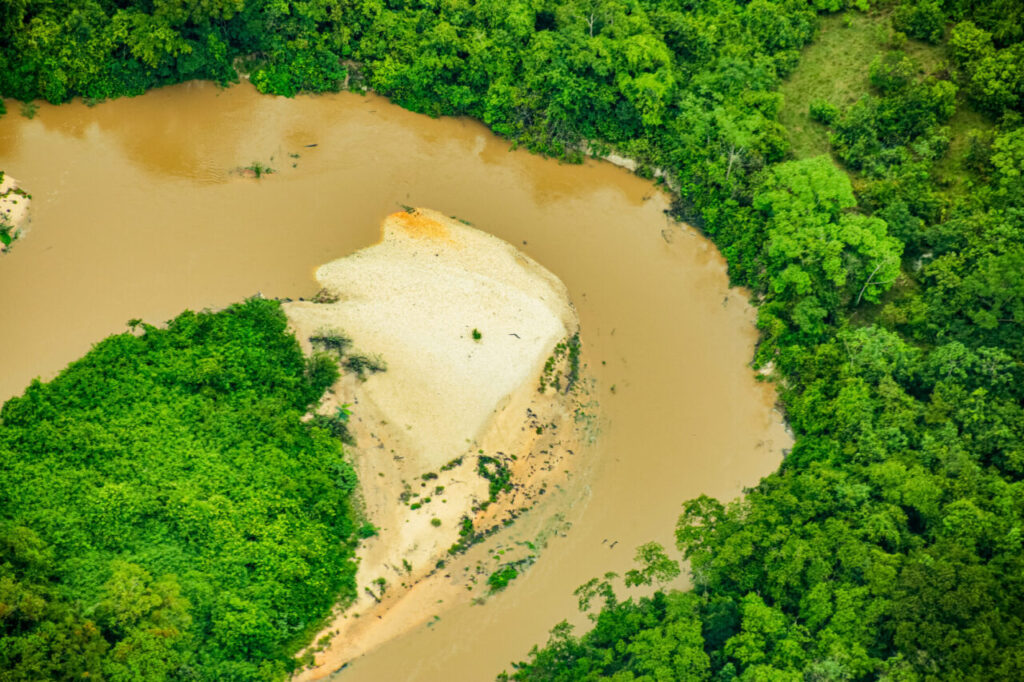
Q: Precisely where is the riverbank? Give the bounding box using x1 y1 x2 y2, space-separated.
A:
283 209 588 676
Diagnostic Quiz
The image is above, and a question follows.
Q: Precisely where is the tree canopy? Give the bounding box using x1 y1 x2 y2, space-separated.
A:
0 299 360 680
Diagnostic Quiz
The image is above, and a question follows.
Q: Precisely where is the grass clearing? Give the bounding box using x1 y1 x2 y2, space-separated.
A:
779 12 888 159
779 11 944 160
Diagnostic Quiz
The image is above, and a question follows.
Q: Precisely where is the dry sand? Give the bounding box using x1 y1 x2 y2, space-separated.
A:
286 208 577 474
0 173 30 252
284 209 587 678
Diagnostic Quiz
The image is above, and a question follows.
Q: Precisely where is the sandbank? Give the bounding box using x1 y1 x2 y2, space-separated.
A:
284 209 587 677
0 172 31 252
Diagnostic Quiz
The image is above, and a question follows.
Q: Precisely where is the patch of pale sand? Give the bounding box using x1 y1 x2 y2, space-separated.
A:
0 173 31 252
286 208 577 475
294 378 581 680
284 209 585 678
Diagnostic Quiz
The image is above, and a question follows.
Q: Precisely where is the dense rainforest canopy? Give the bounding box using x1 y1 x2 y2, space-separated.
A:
3 0 1024 679
0 300 360 679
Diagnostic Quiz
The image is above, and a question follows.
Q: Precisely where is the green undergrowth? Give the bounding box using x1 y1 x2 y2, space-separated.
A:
487 557 535 594
310 328 387 380
477 455 514 502
934 105 996 195
538 334 581 394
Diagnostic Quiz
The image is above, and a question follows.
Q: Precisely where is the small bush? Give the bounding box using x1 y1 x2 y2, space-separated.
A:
311 288 340 304
487 565 519 593
310 406 354 445
245 161 275 178
440 457 463 471
892 0 945 44
344 353 387 378
809 99 840 125
309 330 352 354
478 456 513 501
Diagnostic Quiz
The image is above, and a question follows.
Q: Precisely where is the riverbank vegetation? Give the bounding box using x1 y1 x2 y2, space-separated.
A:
3 0 1024 679
0 299 361 679
498 2 1024 679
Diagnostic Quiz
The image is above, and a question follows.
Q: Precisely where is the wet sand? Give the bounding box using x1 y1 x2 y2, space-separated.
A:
0 81 791 680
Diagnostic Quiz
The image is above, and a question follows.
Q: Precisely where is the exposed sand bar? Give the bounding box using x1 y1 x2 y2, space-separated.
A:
286 208 578 473
284 209 586 676
0 172 30 251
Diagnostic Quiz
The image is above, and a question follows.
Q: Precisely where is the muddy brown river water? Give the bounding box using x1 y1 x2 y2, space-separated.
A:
0 81 790 680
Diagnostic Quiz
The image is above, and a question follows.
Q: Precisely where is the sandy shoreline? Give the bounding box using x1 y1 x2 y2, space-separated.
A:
284 210 589 677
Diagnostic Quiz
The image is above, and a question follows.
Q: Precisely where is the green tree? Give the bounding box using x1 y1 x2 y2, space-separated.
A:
754 156 903 309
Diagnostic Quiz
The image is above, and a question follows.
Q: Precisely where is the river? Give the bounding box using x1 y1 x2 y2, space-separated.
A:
0 81 790 680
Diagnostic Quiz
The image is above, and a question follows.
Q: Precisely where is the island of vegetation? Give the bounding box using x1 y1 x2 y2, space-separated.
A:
0 299 362 680
3 0 1024 679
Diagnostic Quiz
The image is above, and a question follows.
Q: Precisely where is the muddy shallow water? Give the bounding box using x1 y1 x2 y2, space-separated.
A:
0 82 790 680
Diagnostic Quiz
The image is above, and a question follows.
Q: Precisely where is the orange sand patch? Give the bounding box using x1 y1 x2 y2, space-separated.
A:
389 210 452 242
